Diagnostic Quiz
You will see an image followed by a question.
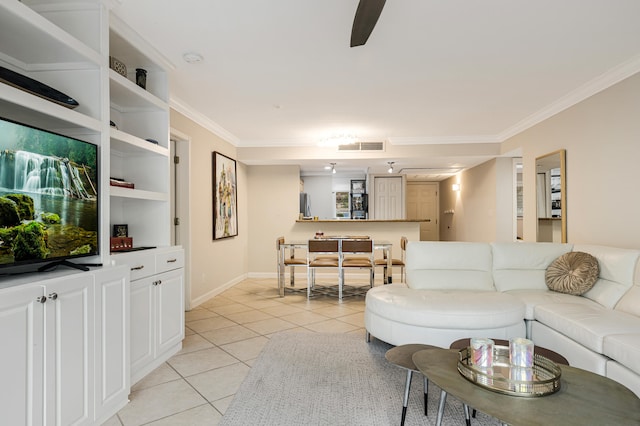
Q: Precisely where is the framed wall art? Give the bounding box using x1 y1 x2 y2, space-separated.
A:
212 151 238 239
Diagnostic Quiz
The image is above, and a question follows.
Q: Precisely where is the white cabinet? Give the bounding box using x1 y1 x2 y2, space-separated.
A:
44 274 95 426
0 266 129 426
93 267 130 425
114 247 184 384
0 284 45 426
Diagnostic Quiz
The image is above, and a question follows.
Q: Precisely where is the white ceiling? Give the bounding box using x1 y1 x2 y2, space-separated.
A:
111 0 640 178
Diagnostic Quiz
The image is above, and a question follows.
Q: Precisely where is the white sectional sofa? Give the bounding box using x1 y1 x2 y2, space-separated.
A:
364 241 640 397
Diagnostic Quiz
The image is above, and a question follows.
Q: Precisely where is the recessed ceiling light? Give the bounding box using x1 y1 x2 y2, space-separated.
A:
182 52 204 64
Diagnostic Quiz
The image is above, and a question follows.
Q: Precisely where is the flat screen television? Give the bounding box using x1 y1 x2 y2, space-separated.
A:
0 116 99 273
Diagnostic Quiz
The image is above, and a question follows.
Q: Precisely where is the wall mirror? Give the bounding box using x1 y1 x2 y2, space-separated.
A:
536 149 566 242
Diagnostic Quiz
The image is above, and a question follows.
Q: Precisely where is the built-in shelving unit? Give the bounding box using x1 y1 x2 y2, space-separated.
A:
108 13 172 250
0 2 183 423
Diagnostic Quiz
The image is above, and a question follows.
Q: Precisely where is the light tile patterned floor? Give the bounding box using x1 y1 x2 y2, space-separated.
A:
106 277 372 425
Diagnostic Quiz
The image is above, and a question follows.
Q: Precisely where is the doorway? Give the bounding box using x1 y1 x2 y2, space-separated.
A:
406 182 439 241
170 129 192 311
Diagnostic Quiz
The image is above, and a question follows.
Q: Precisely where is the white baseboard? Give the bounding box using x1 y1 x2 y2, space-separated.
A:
189 273 247 309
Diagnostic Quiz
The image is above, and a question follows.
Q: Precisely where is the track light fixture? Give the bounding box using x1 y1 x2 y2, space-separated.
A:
387 162 394 173
330 162 336 174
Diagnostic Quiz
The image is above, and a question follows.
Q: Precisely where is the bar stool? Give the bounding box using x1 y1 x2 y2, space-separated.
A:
276 237 307 297
340 239 374 300
375 236 407 283
307 239 340 299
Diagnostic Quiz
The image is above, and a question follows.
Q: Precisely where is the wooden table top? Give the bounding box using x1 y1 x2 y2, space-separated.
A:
413 348 640 426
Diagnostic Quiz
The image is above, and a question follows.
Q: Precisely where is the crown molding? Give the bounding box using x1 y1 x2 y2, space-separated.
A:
498 54 640 141
169 96 239 145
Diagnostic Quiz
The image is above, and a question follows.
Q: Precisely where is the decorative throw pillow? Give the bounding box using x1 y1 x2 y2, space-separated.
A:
545 251 600 295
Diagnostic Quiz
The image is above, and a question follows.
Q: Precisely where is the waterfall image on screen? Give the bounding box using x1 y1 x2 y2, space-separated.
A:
0 117 99 268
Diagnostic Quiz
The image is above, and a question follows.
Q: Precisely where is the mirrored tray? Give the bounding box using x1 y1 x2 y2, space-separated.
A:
457 345 562 397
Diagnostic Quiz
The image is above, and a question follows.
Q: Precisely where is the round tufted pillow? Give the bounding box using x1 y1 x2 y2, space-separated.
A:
545 251 600 295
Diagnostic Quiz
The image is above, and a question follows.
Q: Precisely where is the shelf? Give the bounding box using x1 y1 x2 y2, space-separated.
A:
0 84 102 132
110 128 169 157
0 1 102 69
110 186 169 202
109 70 168 112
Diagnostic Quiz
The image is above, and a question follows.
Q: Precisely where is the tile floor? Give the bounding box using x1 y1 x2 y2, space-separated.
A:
105 276 376 425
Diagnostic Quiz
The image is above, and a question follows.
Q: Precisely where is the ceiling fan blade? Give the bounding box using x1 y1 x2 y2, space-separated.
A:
350 0 386 47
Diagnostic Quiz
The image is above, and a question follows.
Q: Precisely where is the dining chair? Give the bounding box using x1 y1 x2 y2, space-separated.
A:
276 236 307 297
307 239 341 299
375 236 407 283
340 239 374 300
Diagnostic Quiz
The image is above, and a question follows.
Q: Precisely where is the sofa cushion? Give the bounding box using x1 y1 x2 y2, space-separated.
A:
573 244 640 309
365 284 525 329
545 251 599 295
603 334 640 376
616 287 640 317
534 303 640 353
491 242 573 292
506 289 599 320
406 242 494 290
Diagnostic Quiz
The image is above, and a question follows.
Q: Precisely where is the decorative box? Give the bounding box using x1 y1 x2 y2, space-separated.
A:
110 237 133 252
109 56 127 78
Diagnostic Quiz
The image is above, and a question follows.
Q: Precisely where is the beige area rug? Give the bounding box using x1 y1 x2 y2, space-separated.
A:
220 332 503 425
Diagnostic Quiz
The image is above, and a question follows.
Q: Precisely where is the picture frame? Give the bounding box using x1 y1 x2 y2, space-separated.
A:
212 151 238 239
113 224 128 237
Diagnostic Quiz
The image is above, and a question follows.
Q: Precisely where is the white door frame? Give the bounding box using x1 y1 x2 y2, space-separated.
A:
170 128 192 311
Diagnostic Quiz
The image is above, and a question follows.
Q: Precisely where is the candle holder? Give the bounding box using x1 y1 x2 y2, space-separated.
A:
509 337 534 368
470 338 494 368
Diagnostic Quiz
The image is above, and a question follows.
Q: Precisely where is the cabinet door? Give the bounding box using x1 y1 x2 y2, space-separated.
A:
0 285 45 426
94 266 130 423
155 268 184 356
130 276 154 384
45 275 95 426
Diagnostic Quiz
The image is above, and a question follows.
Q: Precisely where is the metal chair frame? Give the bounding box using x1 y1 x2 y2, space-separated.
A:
276 236 307 297
375 236 407 283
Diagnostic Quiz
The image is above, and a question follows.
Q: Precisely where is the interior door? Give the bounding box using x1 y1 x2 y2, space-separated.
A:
373 176 403 219
406 182 439 241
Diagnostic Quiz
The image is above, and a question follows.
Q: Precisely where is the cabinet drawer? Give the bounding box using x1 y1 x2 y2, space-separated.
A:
112 253 156 281
156 249 184 274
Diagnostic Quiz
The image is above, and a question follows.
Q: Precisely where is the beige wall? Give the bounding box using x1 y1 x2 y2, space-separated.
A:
170 109 249 306
247 165 301 274
439 157 516 242
440 159 499 242
502 72 640 248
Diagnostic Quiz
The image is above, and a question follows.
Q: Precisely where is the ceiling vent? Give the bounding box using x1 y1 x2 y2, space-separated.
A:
338 141 384 151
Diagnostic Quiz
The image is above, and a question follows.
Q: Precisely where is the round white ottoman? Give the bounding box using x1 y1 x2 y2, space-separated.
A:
365 284 527 347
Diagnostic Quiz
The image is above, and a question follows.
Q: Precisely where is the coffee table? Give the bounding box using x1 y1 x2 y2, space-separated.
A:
413 347 640 426
385 344 436 425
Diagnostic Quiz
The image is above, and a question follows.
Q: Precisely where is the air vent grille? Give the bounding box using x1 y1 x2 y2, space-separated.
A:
338 141 384 151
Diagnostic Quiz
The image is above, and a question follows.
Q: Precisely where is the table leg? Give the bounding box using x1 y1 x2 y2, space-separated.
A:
401 370 413 426
423 376 428 416
463 404 471 426
436 390 447 426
